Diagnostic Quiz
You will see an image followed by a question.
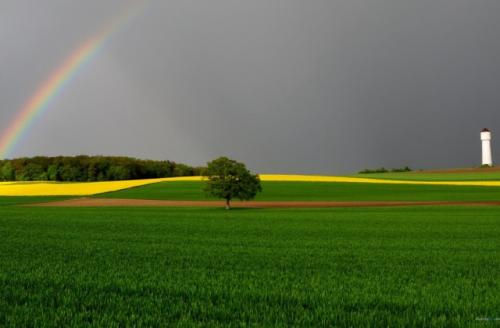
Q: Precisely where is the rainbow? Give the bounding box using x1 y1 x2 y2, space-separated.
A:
0 2 147 159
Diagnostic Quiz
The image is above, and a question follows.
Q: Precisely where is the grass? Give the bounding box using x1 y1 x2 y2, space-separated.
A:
0 196 69 206
356 171 500 181
98 181 500 202
0 206 498 326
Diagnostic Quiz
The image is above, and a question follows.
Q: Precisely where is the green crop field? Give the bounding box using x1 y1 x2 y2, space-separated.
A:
0 206 498 327
97 180 500 202
0 196 68 207
356 171 500 181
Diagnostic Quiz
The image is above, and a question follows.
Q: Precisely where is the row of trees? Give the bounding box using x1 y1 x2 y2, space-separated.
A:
0 156 204 182
358 166 412 174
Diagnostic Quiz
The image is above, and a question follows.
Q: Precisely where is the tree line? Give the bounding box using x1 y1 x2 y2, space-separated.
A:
0 156 204 182
358 166 412 174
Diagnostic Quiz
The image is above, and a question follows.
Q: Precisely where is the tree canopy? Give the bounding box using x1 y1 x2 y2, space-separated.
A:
204 157 262 209
0 156 204 182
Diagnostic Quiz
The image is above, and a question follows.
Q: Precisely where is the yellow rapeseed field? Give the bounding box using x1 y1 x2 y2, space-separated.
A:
260 174 500 186
0 174 500 196
0 177 202 196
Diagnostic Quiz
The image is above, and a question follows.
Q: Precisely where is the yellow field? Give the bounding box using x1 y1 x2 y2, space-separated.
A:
1 174 500 196
261 174 500 185
0 177 202 196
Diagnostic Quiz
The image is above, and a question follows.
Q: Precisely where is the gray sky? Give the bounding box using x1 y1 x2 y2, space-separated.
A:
1 0 500 174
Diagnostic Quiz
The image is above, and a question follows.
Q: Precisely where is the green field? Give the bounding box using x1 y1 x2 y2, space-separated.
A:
97 181 500 202
2 179 500 326
0 206 498 326
356 171 500 181
0 196 68 206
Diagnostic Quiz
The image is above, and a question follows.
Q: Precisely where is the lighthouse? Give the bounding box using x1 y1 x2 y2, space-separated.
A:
481 128 493 167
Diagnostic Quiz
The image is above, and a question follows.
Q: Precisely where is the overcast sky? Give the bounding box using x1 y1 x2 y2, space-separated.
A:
1 0 500 174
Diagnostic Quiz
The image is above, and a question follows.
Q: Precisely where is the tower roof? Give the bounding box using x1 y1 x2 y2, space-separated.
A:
482 128 491 132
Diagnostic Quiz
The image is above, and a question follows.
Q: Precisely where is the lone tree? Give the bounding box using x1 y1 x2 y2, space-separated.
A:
204 157 262 209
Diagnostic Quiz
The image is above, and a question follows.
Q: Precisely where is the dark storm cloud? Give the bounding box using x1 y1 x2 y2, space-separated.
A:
2 0 500 173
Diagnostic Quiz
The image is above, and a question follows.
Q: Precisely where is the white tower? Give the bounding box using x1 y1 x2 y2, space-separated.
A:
481 128 493 167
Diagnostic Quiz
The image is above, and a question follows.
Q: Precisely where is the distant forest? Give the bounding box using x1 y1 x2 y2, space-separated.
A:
0 156 204 182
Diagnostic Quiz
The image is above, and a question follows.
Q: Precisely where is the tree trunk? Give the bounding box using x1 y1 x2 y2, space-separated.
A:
225 198 231 210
